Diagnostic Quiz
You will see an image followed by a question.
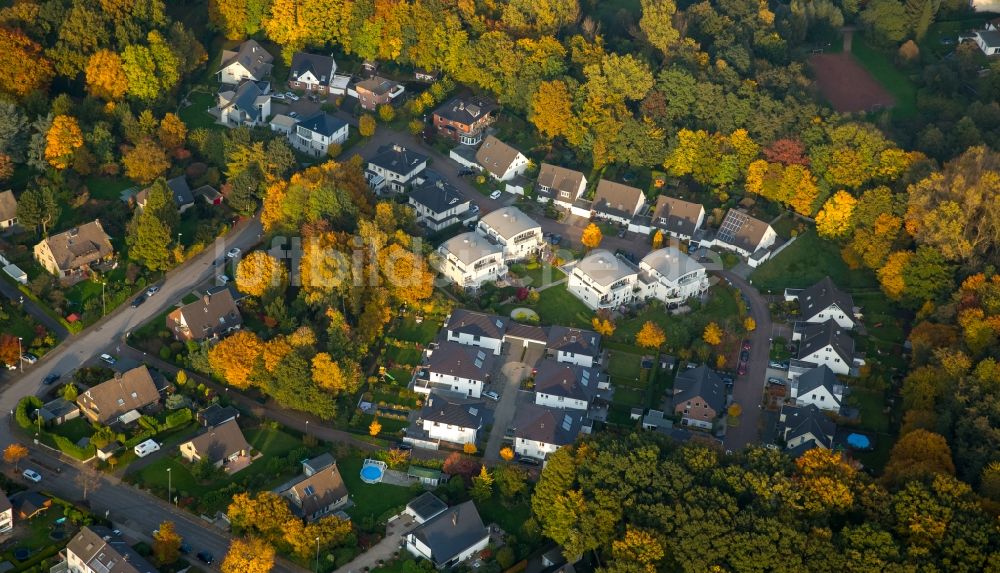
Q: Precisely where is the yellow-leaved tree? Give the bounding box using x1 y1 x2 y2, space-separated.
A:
744 317 756 332
236 251 288 297
635 321 666 349
359 114 376 137
221 537 274 573
122 139 169 184
45 115 83 169
500 447 514 462
591 316 615 336
581 223 602 250
85 50 128 101
651 230 664 249
815 190 857 239
158 113 188 151
208 330 264 389
612 527 665 573
369 418 382 437
3 443 28 470
703 322 723 346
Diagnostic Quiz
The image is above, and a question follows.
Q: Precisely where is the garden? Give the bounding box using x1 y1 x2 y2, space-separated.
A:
0 494 96 573
750 230 879 292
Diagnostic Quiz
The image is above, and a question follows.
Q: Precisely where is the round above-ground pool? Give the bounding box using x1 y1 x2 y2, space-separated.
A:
360 459 387 484
846 433 871 450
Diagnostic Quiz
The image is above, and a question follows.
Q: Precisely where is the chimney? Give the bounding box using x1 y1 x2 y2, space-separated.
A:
458 102 465 111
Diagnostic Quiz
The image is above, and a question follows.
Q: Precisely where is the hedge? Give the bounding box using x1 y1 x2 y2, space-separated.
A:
52 434 96 460
16 396 43 429
124 429 156 448
164 408 192 429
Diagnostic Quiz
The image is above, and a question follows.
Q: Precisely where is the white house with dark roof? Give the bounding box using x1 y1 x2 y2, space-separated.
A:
412 391 486 446
418 341 494 398
546 326 601 368
408 175 472 231
476 206 543 261
592 179 646 225
535 163 587 209
513 403 589 460
650 195 705 241
436 233 506 289
532 360 605 410
711 209 777 263
567 250 639 311
135 176 195 214
405 492 448 524
366 144 428 193
785 276 856 329
290 112 348 157
0 190 17 229
217 80 271 127
217 40 273 84
475 135 528 182
288 52 337 94
672 365 726 430
792 320 856 376
443 309 507 355
778 404 836 457
790 365 845 413
637 247 708 305
973 28 1000 55
405 500 490 568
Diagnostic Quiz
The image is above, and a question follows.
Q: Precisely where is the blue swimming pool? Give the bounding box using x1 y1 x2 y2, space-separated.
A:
360 462 385 484
846 433 871 449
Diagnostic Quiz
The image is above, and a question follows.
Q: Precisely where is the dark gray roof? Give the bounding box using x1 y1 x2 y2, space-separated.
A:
433 96 498 126
536 164 586 200
533 360 598 402
717 209 772 253
224 80 269 122
593 179 645 219
797 320 855 363
289 52 335 86
406 492 448 522
546 326 601 357
798 276 854 322
651 195 703 237
368 144 428 176
218 40 273 80
410 500 489 567
297 112 348 138
795 365 841 397
446 309 508 340
672 365 726 413
780 404 835 450
979 29 1000 48
197 404 239 427
165 176 194 206
505 323 548 343
303 453 336 474
67 526 158 573
420 392 486 429
513 403 585 446
410 179 469 215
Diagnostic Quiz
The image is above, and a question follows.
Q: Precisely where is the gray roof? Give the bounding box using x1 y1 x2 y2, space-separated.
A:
536 163 586 200
574 250 637 287
167 287 242 341
672 365 726 414
780 404 835 450
979 29 1000 48
183 419 250 464
446 309 508 340
410 178 469 215
639 247 704 282
651 195 703 236
513 403 585 446
439 232 502 266
794 365 843 398
717 209 773 253
426 342 493 381
221 80 270 122
0 190 16 222
166 176 194 206
420 392 486 429
409 500 489 567
356 76 402 95
197 404 239 427
218 40 273 80
368 144 428 177
479 206 540 240
475 136 524 179
297 112 348 138
289 52 335 86
77 366 160 425
433 96 498 126
546 326 601 357
67 526 157 573
303 452 336 474
533 360 599 402
407 492 448 522
505 322 548 342
798 276 854 322
797 320 855 363
593 179 645 219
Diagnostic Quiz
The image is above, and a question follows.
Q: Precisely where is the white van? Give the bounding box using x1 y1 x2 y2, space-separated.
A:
134 439 161 458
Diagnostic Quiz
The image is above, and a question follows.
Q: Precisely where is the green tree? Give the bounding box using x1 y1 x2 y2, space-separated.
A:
17 185 58 235
861 0 909 44
639 0 681 58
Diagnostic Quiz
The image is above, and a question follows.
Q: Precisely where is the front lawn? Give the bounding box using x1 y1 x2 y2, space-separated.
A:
387 316 440 345
750 230 878 293
508 262 566 289
179 90 221 131
476 495 543 560
607 352 642 383
338 455 421 527
50 417 93 443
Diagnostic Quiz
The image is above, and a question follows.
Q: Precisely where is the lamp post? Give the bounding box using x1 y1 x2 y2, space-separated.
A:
177 232 182 245
101 281 106 316
167 467 172 506
17 337 21 372
315 536 320 573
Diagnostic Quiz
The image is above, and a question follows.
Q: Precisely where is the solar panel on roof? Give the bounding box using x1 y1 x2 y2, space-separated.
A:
468 407 479 416
561 414 573 431
474 359 483 368
495 319 503 329
477 350 486 360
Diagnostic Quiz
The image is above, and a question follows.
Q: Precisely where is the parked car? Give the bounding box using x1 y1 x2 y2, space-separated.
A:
180 542 192 554
134 439 161 458
483 391 500 401
740 350 750 363
196 552 214 565
516 457 541 467
130 294 146 308
22 469 41 483
767 377 786 385
742 340 751 351
288 111 299 119
146 285 160 296
21 353 37 364
489 190 502 200
99 353 116 365
738 363 747 376
43 373 60 385
469 204 480 214
394 443 412 452
768 360 786 369
547 234 562 245
225 247 241 259
272 93 285 100
217 275 231 285
284 92 299 101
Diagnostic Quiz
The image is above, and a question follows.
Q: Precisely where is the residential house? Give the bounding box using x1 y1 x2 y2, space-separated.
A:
475 136 529 182
269 114 298 135
414 69 440 82
217 40 273 84
592 180 646 225
672 365 726 431
790 365 845 413
513 403 588 461
503 323 549 350
404 492 448 524
650 196 704 241
567 250 639 311
282 454 350 522
436 232 506 289
64 526 157 573
0 190 17 229
10 492 51 520
290 112 349 157
194 185 224 206
443 309 508 356
134 176 195 214
405 500 490 568
419 342 493 398
637 247 709 305
196 404 239 427
476 206 544 261
166 287 242 342
408 176 472 231
785 276 856 329
713 209 778 261
38 397 81 425
179 419 252 470
366 145 428 193
217 80 271 127
412 391 486 446
532 360 604 411
778 404 836 457
288 52 337 94
34 220 114 279
76 366 160 425
546 326 601 368
432 96 497 145
535 164 587 209
355 76 405 110
973 29 1000 56
0 492 11 533
793 320 855 376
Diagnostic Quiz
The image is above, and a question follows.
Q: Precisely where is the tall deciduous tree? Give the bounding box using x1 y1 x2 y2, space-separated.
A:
0 28 54 97
816 191 858 238
221 537 274 573
639 0 681 58
152 521 182 565
581 223 602 250
529 80 581 144
636 321 666 349
883 429 955 487
44 115 83 170
236 251 287 297
703 322 723 345
85 50 128 101
209 330 264 389
122 138 169 184
3 443 27 470
17 185 57 235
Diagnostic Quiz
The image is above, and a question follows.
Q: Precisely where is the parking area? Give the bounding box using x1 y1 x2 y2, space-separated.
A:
482 342 545 461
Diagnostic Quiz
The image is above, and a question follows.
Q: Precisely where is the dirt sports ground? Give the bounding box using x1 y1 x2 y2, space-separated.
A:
809 53 895 113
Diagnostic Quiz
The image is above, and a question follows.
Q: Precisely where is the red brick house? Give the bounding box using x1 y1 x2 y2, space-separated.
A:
355 76 405 110
432 96 498 145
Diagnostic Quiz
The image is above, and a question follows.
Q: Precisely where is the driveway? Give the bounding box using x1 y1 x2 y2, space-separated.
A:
717 270 773 451
335 514 416 573
483 343 544 462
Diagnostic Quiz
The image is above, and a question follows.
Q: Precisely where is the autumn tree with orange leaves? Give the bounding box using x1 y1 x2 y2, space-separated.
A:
0 29 54 97
122 139 169 184
85 50 128 101
44 115 83 169
208 330 264 389
235 251 287 297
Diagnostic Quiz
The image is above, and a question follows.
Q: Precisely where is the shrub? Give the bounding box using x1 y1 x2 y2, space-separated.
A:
15 396 43 429
52 434 96 460
164 408 192 429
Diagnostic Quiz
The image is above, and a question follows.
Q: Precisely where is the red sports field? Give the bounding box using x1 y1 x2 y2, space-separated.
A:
809 53 895 113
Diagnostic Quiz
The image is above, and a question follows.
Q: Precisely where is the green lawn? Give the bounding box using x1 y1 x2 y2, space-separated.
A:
502 283 591 329
508 262 566 289
851 37 918 119
51 417 93 443
611 386 645 407
179 90 221 131
246 427 303 456
854 434 894 472
607 351 642 382
338 456 421 524
384 344 423 366
850 389 890 433
476 495 542 559
750 230 878 293
610 286 742 354
84 177 132 201
388 316 440 345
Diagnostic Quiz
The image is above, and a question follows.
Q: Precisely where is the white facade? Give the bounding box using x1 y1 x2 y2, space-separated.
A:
638 248 709 304
219 62 254 85
489 153 529 181
425 370 483 398
716 226 778 258
792 383 842 412
974 30 1000 55
291 122 348 157
554 350 595 368
218 92 271 127
803 303 855 329
409 196 471 232
567 251 638 311
476 208 544 261
367 157 427 193
0 504 10 533
420 418 478 444
798 344 850 376
446 331 503 356
405 534 489 568
534 392 588 411
437 233 506 289
515 436 561 460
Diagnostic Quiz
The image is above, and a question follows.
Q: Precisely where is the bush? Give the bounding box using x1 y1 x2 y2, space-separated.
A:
16 396 43 429
159 347 171 360
52 434 96 460
164 408 192 429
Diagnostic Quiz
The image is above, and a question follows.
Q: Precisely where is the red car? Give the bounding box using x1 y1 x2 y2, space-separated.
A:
742 340 752 351
738 363 748 376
